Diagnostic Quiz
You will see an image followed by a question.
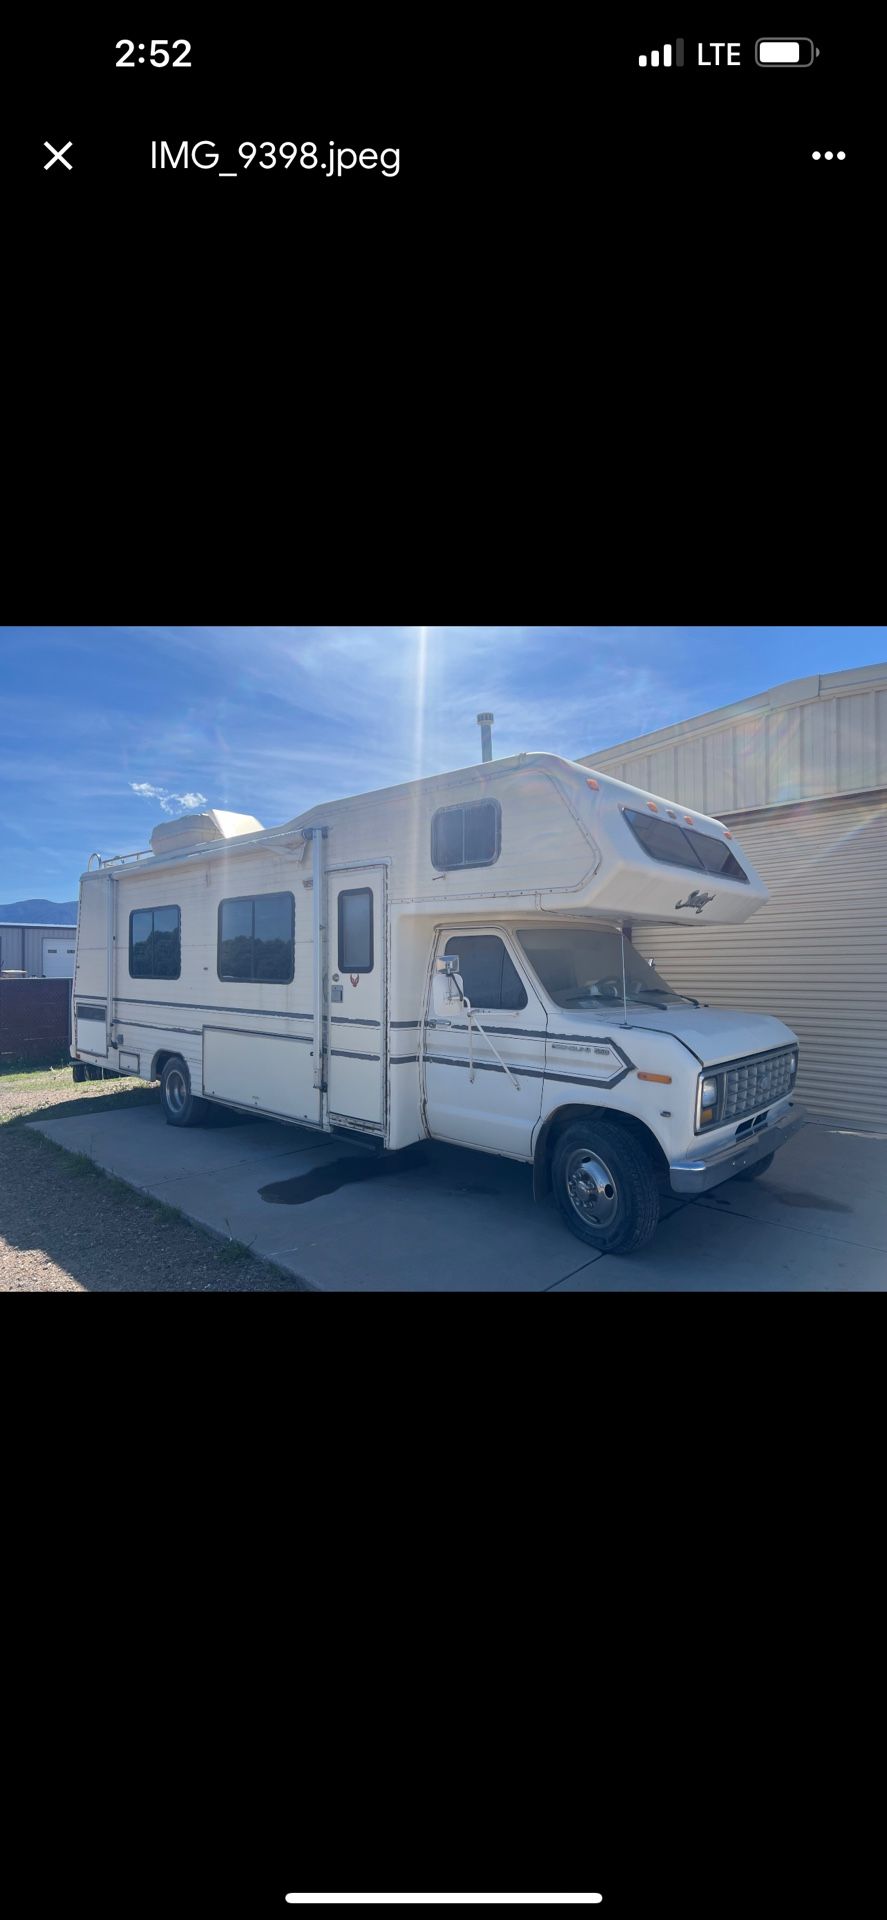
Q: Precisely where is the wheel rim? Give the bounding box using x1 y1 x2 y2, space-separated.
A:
165 1068 187 1115
564 1148 619 1228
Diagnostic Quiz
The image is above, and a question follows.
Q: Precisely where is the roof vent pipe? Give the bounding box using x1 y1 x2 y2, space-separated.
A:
476 712 494 762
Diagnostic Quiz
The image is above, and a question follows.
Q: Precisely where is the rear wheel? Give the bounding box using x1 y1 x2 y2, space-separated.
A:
160 1055 208 1128
551 1120 660 1254
733 1151 775 1181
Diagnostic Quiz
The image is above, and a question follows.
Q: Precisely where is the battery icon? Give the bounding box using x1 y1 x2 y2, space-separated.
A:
755 38 818 66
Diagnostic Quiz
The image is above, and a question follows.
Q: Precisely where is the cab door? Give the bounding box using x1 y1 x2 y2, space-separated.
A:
326 866 386 1131
422 929 546 1157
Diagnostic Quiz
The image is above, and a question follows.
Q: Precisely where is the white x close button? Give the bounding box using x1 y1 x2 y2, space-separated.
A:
44 141 73 170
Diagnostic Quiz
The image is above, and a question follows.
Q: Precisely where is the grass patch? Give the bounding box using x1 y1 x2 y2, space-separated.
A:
1 1068 158 1129
0 1060 70 1083
0 1069 310 1290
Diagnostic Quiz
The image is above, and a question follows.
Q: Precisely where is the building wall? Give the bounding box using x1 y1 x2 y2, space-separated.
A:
581 663 887 1128
581 664 887 816
629 793 887 1126
0 925 78 977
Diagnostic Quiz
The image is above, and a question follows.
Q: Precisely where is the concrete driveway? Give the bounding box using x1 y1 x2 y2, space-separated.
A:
28 1104 887 1290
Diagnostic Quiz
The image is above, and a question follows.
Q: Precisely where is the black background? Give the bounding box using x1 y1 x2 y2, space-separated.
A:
6 12 881 609
10 1350 878 1920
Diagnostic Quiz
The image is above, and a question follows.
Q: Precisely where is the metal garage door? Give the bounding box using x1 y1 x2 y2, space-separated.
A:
631 791 887 1126
42 936 76 978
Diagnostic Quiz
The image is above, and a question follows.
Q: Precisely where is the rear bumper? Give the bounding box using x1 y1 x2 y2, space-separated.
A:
669 1102 806 1194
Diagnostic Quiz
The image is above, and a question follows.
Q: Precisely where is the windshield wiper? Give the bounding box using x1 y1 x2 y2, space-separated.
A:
632 987 700 1008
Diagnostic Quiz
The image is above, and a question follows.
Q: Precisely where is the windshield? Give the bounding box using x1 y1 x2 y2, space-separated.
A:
516 926 695 1009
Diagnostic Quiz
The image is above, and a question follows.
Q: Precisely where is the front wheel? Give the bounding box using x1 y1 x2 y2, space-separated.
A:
160 1055 209 1128
551 1121 660 1255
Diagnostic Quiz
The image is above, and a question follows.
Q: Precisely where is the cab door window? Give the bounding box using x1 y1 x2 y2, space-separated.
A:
444 934 527 1011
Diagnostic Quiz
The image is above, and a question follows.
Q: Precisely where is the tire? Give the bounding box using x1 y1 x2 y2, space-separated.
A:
551 1120 660 1255
160 1055 209 1128
733 1151 775 1182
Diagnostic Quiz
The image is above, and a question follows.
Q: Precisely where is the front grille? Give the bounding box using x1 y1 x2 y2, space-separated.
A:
719 1048 795 1124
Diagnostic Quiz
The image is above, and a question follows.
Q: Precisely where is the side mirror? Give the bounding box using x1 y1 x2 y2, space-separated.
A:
435 954 464 1002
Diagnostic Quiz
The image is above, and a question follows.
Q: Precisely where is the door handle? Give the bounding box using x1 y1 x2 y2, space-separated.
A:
430 1019 453 1028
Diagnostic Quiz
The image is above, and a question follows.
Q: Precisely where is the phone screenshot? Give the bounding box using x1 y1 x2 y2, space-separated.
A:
2 19 880 1920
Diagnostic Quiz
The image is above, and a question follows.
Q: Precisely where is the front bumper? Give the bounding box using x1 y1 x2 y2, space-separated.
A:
669 1102 806 1194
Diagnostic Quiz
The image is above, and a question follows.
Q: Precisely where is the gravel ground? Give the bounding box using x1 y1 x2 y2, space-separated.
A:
0 1066 308 1291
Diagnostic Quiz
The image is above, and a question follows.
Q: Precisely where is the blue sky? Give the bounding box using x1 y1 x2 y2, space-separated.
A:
1 625 883 902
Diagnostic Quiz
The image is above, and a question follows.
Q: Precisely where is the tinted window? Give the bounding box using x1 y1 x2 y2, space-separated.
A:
682 828 748 882
129 905 181 979
253 892 295 980
622 808 703 870
431 800 500 870
444 935 527 1011
622 807 749 882
218 893 294 982
129 909 154 978
338 888 373 973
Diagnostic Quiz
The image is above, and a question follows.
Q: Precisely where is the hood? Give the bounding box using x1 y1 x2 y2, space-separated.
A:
562 1003 797 1067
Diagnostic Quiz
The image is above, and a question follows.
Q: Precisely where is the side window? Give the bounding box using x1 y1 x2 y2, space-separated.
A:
431 799 500 870
338 888 373 973
622 806 749 882
445 935 527 1011
129 905 181 979
682 827 749 882
622 807 704 871
218 893 294 982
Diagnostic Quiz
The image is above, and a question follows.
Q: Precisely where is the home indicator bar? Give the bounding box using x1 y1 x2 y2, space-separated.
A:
284 1901 604 1908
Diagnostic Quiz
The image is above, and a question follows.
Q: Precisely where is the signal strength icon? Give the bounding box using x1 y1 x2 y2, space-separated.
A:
639 39 684 67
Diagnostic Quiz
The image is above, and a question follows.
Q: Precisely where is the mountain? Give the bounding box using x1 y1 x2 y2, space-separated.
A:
0 899 78 924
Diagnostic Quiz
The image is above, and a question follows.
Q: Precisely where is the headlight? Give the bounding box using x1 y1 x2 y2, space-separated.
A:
697 1072 720 1128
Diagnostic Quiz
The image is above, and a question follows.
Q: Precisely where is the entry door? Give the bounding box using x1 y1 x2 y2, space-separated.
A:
422 930 547 1156
326 867 385 1128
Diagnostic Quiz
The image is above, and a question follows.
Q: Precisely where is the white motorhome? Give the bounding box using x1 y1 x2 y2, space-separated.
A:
70 754 805 1254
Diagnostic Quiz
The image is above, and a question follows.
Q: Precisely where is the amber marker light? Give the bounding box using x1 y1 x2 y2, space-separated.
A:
586 777 600 789
647 801 658 810
637 1071 672 1083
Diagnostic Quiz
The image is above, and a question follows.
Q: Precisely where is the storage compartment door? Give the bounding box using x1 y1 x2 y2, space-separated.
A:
326 869 385 1129
203 1027 319 1124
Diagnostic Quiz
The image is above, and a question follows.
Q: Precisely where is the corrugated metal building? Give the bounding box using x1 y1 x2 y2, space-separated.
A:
581 662 887 1126
0 924 77 978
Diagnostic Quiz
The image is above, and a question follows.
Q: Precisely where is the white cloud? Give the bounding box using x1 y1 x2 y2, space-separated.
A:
131 781 208 816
